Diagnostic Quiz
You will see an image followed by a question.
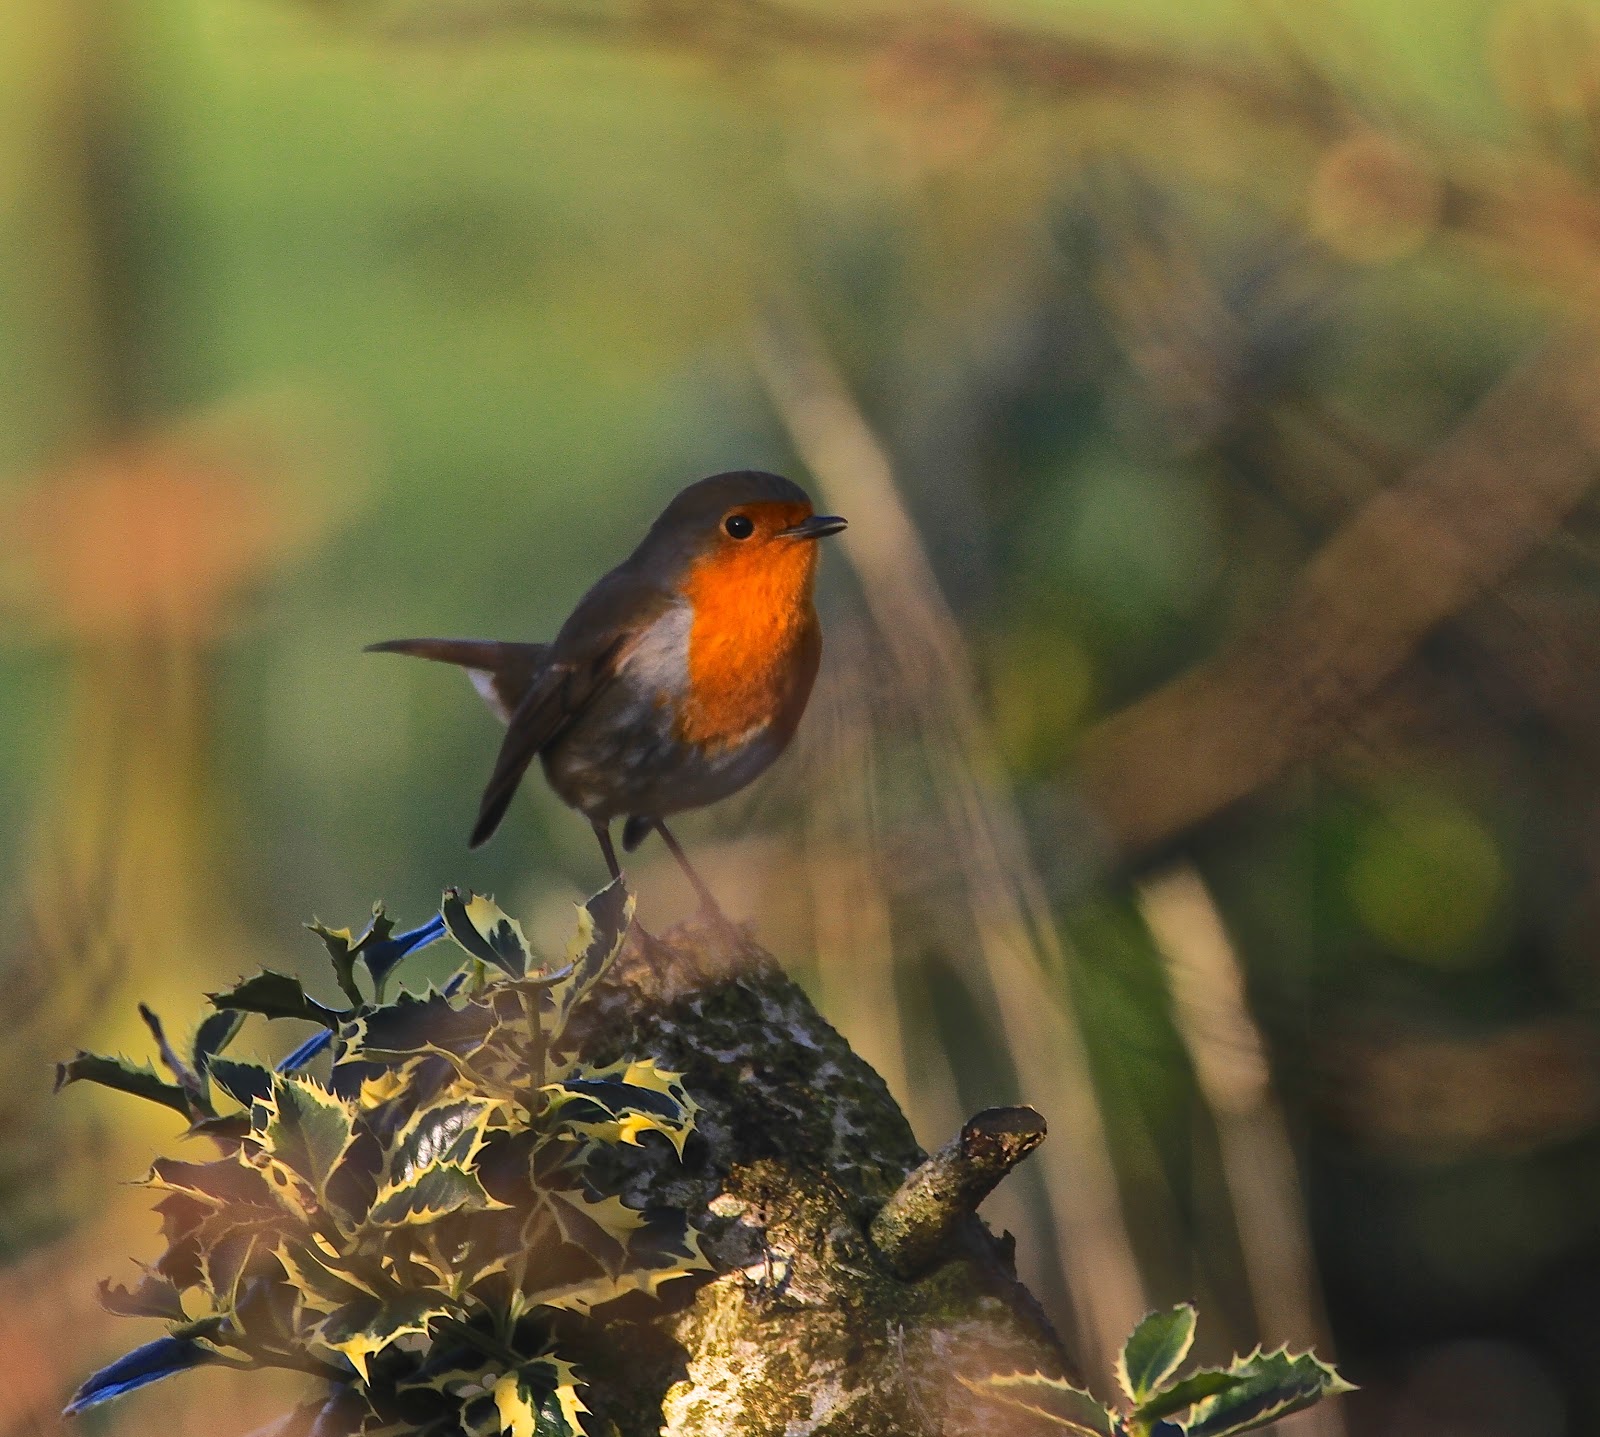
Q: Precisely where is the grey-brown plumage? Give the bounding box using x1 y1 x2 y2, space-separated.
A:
368 471 845 909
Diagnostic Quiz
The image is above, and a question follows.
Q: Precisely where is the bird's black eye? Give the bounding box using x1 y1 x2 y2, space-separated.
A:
724 514 755 540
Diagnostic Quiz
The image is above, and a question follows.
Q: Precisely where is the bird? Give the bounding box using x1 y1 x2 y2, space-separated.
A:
368 470 846 915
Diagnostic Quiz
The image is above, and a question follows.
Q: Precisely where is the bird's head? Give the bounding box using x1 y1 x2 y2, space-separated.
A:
638 471 847 590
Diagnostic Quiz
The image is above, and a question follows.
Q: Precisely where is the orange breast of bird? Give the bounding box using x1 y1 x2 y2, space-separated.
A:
678 505 822 750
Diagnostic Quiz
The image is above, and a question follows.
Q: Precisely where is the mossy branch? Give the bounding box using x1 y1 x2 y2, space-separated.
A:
870 1105 1047 1279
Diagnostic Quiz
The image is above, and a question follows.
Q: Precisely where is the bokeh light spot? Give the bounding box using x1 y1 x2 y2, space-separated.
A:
1346 788 1503 964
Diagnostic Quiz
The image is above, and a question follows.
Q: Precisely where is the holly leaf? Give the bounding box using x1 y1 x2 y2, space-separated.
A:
191 1010 246 1081
362 914 447 987
1117 1304 1197 1403
545 879 633 1046
55 1051 194 1118
314 1291 454 1381
541 1059 697 1158
1182 1347 1355 1437
139 1005 203 1099
493 1356 589 1437
441 889 532 978
959 1373 1116 1436
386 1096 500 1186
276 1241 380 1318
209 971 345 1028
97 1270 187 1322
255 1075 357 1204
145 1154 277 1209
367 1163 501 1228
207 1057 274 1110
308 920 367 1007
1134 1368 1248 1425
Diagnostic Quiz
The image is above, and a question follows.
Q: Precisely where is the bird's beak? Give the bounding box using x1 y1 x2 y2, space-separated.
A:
779 514 848 540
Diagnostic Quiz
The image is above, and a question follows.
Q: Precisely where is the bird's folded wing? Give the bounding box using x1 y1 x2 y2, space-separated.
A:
469 571 676 848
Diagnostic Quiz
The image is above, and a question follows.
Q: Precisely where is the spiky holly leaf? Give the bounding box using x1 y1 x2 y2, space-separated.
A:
523 1209 711 1316
309 920 368 1007
55 1052 194 1118
276 1240 383 1320
314 1290 456 1381
1117 1304 1198 1403
98 1270 187 1322
367 1164 501 1228
210 971 346 1029
191 1010 246 1081
1134 1369 1247 1425
388 1096 501 1182
198 1209 286 1313
493 1356 589 1437
208 1057 274 1109
441 890 533 979
541 1059 696 1157
145 1155 277 1209
339 988 488 1065
255 1075 358 1205
546 879 634 1047
361 914 448 988
1183 1347 1354 1436
959 1373 1116 1436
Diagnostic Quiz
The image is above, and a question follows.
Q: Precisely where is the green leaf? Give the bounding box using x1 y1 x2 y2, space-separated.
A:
1117 1304 1197 1403
255 1076 357 1203
98 1271 187 1322
546 879 634 1046
315 1290 454 1381
523 1207 711 1315
197 1209 284 1312
308 920 366 1007
276 1241 380 1317
207 1057 274 1110
541 1059 697 1157
1134 1369 1247 1424
387 1097 500 1186
442 889 534 978
1184 1347 1355 1437
191 1011 246 1079
145 1154 276 1208
209 971 346 1028
367 1164 500 1227
957 1373 1116 1436
493 1356 589 1437
55 1051 195 1118
339 988 488 1064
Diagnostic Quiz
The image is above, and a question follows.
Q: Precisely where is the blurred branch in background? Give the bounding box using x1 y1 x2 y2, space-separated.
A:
1074 330 1600 866
1139 863 1341 1437
754 306 1147 1373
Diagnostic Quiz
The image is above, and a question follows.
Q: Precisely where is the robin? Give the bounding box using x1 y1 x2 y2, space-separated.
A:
368 471 846 913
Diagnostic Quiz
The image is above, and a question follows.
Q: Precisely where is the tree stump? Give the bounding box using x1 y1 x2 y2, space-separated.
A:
561 914 1071 1435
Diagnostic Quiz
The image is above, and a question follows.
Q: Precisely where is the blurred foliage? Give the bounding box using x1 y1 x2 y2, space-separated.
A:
9 0 1600 1432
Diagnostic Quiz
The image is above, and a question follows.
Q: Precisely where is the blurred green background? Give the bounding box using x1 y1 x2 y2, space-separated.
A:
7 0 1600 1432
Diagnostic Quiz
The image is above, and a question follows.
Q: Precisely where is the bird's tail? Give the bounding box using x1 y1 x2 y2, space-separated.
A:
364 638 551 726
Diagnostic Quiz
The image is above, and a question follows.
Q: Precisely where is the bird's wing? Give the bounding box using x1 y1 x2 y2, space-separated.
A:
468 569 675 849
365 638 551 723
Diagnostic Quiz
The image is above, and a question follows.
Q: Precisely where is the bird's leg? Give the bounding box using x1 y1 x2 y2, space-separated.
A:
653 819 740 938
594 819 663 949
